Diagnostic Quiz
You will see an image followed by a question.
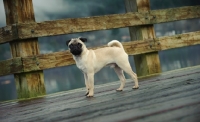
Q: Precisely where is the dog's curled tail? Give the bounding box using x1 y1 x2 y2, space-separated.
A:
107 40 124 50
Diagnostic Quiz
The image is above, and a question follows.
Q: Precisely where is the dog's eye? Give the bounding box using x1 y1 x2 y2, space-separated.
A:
78 43 82 47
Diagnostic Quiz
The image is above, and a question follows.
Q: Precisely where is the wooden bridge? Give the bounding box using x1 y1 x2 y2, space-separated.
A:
1 66 200 122
0 0 200 121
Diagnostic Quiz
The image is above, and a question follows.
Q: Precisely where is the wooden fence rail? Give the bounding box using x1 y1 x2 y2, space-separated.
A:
0 0 200 99
0 5 200 44
1 30 200 76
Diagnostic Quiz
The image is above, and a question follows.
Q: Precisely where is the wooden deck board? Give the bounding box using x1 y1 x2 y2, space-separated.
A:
0 66 200 122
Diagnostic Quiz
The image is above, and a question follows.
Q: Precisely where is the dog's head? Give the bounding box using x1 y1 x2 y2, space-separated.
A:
66 37 87 56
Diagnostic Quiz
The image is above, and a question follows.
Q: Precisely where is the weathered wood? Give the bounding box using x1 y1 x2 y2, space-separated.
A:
16 31 200 72
0 30 200 76
3 0 46 99
22 51 74 72
0 66 200 122
125 0 161 76
13 6 200 40
0 5 199 44
158 31 200 50
0 57 23 76
0 25 18 44
149 5 200 24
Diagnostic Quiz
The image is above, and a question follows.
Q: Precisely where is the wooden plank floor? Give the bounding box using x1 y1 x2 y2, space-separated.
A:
0 65 200 122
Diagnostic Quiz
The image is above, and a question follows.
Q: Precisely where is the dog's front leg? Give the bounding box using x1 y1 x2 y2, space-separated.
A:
84 73 89 96
87 73 94 97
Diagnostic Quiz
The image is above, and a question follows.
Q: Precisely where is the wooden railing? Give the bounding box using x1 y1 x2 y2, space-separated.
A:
0 0 200 99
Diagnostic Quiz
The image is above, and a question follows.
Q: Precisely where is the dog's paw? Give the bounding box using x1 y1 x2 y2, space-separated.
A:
133 85 139 89
86 94 94 97
86 92 94 97
116 88 123 92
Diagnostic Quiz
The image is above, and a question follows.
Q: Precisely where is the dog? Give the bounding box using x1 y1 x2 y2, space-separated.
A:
66 37 139 97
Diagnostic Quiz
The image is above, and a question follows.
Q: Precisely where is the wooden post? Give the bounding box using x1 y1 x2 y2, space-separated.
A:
124 0 161 76
3 0 46 99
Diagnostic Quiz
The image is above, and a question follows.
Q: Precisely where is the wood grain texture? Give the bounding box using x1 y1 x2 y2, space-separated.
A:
22 51 74 72
0 5 199 44
0 57 23 76
125 0 161 76
159 31 200 50
16 5 200 40
0 66 200 122
3 0 45 99
0 25 18 44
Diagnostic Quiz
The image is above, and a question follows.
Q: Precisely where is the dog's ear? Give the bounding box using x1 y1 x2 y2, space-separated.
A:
79 37 87 42
66 39 71 46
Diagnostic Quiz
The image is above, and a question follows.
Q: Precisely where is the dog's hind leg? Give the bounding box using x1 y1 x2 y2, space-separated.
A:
114 65 126 91
116 59 139 89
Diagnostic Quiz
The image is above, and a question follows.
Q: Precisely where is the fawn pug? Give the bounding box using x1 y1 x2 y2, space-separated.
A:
66 37 139 97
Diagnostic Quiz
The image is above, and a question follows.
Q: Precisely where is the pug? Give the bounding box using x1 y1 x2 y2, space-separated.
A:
66 37 139 97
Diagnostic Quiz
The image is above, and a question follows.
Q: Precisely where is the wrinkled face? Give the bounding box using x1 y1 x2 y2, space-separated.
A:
66 38 87 56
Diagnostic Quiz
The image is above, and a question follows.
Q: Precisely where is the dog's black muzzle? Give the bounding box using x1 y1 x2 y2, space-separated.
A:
69 43 82 56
